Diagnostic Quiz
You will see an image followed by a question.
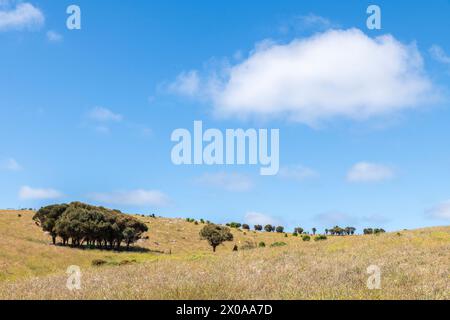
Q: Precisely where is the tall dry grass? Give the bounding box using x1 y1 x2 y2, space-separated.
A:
0 215 448 299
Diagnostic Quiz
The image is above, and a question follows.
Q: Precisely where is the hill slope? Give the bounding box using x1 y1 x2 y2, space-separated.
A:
0 210 449 299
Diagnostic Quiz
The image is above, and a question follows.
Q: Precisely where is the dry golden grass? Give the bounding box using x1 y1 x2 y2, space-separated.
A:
0 210 449 299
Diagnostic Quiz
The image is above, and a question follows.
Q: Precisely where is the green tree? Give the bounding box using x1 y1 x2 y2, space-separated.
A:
276 226 284 233
254 225 263 231
199 224 233 252
33 204 69 245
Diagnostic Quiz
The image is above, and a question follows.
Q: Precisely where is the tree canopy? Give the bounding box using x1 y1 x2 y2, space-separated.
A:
33 202 148 250
199 224 233 252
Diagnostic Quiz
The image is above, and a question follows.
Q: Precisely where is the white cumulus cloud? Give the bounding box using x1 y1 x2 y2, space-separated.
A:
0 2 44 31
89 189 170 207
195 172 253 192
169 29 435 126
426 201 450 221
19 186 63 200
346 162 394 183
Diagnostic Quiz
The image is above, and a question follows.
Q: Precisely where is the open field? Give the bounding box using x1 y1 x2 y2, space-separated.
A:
0 210 449 299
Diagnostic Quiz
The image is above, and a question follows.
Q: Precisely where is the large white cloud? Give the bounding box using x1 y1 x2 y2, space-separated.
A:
170 29 435 125
89 189 170 207
19 186 63 200
0 2 44 31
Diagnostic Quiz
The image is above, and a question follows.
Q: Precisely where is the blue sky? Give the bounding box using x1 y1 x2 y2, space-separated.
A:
1 0 450 232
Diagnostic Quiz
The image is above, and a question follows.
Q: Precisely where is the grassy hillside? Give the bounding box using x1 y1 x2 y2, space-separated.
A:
0 210 449 299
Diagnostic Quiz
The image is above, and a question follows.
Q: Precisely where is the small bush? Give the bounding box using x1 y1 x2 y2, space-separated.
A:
284 233 288 237
314 235 327 241
292 232 298 237
258 241 266 248
91 259 107 267
270 241 287 247
240 241 257 250
18 214 22 218
302 235 311 242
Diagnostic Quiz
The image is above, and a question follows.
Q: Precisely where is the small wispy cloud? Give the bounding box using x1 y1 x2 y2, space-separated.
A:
279 14 337 34
195 172 253 192
86 107 123 134
0 1 45 32
244 211 279 226
426 200 450 221
314 211 358 226
429 45 450 65
46 30 63 42
89 189 170 207
88 107 123 122
278 165 318 181
346 162 394 183
167 70 200 97
3 157 22 171
19 186 63 200
362 214 390 225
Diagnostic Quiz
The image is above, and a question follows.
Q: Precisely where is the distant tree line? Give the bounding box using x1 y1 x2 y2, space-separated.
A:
33 202 148 250
363 228 386 235
201 220 388 237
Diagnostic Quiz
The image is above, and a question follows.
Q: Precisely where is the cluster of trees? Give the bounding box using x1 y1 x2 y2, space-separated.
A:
224 223 287 233
324 226 356 236
363 228 386 235
226 222 242 228
33 202 148 250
